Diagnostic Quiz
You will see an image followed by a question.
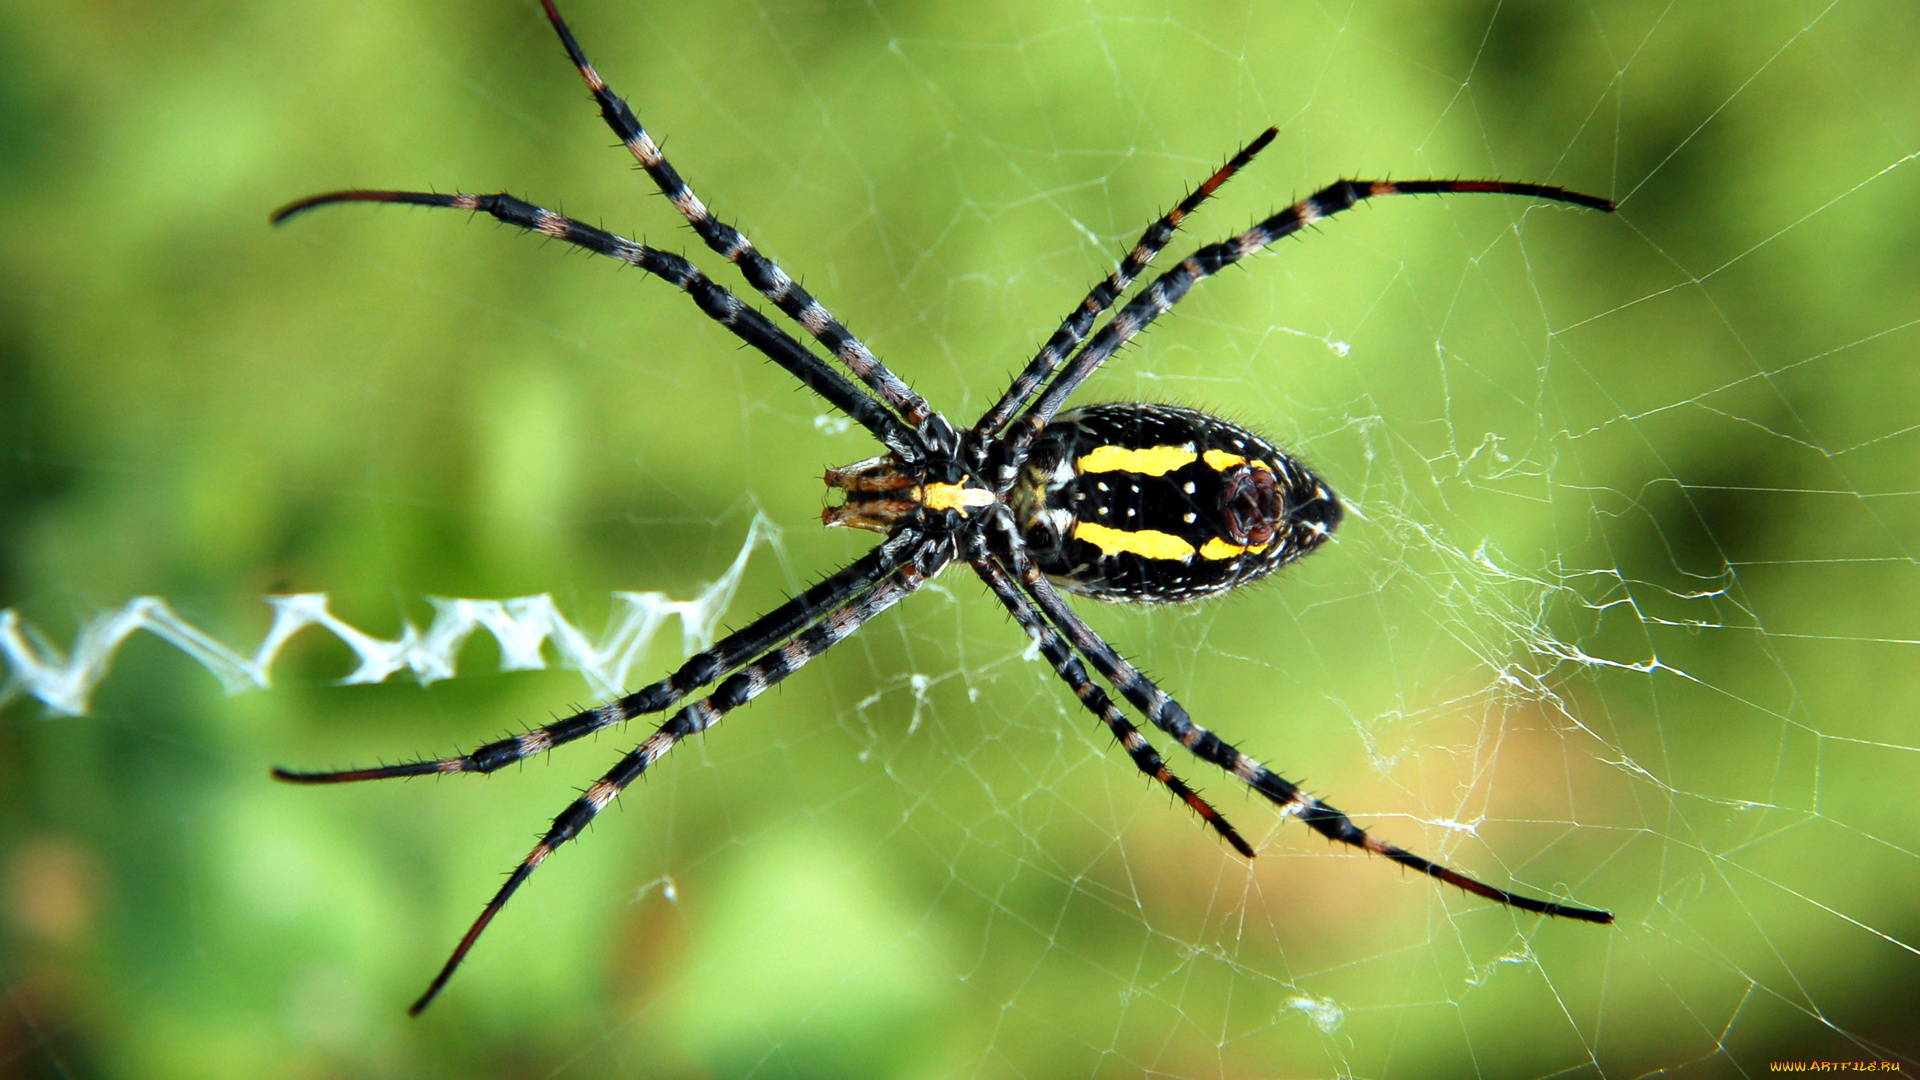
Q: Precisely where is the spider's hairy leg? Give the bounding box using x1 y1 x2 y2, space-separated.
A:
272 536 921 784
969 550 1251 857
974 126 1279 442
1015 177 1615 434
408 535 954 1015
1380 178 1615 211
535 0 948 447
270 188 921 461
1004 548 1612 923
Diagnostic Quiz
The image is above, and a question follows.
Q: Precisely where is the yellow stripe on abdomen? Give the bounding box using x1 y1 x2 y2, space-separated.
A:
1201 448 1272 472
1197 537 1270 560
1073 521 1196 561
1077 444 1196 477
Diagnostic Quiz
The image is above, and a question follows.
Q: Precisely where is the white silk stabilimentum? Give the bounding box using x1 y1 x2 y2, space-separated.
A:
0 515 778 717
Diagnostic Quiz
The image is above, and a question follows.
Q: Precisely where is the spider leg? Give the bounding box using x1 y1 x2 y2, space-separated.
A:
273 532 923 784
974 127 1277 442
995 534 1611 923
272 189 921 461
408 533 954 1014
968 551 1251 856
535 0 950 447
1013 178 1615 438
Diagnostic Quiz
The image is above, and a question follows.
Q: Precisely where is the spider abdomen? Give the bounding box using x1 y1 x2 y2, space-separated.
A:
1012 403 1341 602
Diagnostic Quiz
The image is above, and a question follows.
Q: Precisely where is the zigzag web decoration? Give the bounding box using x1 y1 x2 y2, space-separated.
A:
1 515 779 717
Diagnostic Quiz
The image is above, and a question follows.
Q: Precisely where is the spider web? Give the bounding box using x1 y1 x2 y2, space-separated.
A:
2 0 1917 1076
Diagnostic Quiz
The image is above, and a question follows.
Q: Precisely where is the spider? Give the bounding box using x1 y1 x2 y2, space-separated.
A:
273 0 1617 1016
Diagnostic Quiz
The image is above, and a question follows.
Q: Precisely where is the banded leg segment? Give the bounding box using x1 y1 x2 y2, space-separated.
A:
969 552 1250 857
273 534 921 784
408 536 954 1015
997 537 1611 923
1015 178 1615 436
271 189 920 461
973 126 1277 441
536 0 944 445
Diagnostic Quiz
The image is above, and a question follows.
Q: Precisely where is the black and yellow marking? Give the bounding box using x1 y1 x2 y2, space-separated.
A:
1076 443 1197 477
923 481 997 514
1013 403 1342 602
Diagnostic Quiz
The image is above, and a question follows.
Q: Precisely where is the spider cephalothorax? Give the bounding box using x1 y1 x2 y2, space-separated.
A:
272 0 1616 1016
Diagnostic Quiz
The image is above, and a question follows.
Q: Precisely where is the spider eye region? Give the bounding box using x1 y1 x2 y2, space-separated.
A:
1014 403 1340 603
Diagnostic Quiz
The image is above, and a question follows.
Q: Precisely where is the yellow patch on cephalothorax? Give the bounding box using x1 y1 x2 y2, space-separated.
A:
922 482 996 514
1201 449 1274 473
1197 537 1272 561
1077 444 1196 476
1073 521 1196 562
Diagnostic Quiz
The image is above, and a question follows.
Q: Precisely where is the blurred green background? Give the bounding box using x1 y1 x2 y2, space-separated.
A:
3 0 1916 1076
